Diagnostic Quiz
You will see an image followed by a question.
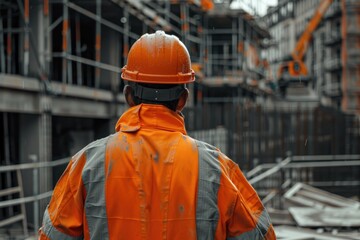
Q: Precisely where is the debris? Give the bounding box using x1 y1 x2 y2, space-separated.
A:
267 208 296 226
284 183 360 209
271 183 360 239
288 207 360 227
275 225 358 240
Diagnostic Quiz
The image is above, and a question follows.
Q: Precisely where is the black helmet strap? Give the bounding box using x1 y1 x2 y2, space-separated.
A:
132 84 185 102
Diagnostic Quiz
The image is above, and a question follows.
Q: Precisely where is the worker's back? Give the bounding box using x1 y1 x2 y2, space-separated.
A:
104 104 199 239
39 104 275 239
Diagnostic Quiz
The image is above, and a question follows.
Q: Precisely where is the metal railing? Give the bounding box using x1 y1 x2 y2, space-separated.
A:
0 157 70 237
184 105 360 170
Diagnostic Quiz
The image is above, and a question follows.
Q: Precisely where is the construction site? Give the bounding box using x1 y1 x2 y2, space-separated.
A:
0 0 360 239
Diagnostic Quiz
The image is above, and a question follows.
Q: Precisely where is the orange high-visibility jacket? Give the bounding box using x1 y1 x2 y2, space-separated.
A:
39 104 276 240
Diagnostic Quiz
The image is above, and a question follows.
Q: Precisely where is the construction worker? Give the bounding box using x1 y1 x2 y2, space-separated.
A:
39 30 276 240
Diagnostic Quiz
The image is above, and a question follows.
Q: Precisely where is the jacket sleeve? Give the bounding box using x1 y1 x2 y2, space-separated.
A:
220 154 276 240
38 152 87 240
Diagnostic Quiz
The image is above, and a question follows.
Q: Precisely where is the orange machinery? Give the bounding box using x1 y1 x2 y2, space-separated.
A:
278 0 334 92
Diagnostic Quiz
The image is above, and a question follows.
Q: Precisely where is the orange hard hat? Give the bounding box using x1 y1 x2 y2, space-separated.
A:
121 31 195 84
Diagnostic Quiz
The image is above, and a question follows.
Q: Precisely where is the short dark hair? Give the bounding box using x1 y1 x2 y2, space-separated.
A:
128 82 186 111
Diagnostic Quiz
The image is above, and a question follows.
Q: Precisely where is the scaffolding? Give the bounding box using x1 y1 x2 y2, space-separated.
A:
263 0 360 112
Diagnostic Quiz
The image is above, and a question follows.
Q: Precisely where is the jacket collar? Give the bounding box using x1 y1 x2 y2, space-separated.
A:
115 104 187 135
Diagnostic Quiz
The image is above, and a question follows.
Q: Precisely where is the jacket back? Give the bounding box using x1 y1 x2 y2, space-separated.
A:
39 104 275 240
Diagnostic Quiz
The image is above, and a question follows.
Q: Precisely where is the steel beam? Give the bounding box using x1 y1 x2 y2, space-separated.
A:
0 89 40 114
51 97 110 118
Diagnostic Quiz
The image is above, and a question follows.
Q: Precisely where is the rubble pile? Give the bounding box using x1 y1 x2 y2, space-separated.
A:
269 183 360 240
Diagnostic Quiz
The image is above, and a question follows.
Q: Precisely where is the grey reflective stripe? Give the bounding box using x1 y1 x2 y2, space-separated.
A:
195 140 221 240
82 137 109 240
227 209 272 240
41 207 83 240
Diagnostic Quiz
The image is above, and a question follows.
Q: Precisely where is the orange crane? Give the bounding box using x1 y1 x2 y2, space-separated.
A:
278 0 334 94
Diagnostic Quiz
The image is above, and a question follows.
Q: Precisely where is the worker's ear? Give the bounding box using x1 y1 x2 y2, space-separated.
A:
176 88 189 111
123 85 136 107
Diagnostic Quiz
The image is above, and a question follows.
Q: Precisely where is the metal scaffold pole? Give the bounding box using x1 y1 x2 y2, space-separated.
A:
7 8 12 74
180 3 189 47
232 18 237 77
165 1 170 23
3 113 13 216
62 0 68 84
67 20 73 84
31 154 39 236
24 0 29 76
15 0 30 76
39 106 52 220
43 0 50 78
123 7 129 63
95 0 102 88
0 17 5 73
75 13 82 85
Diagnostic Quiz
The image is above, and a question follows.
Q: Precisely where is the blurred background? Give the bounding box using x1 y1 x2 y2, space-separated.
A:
0 0 359 239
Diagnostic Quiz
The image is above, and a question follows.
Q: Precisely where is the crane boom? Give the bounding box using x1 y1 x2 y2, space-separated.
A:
292 0 334 61
278 0 334 96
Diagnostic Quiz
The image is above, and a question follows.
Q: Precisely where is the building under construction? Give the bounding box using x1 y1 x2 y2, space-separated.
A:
0 0 360 239
262 0 360 113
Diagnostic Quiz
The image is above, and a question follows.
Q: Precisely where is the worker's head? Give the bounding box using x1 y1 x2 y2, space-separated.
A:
121 30 195 112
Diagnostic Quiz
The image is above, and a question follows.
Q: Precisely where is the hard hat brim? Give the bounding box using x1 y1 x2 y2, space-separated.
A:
121 66 195 84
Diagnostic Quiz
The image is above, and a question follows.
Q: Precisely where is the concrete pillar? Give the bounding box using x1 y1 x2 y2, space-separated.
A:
38 108 52 215
27 2 53 220
19 112 51 228
18 95 52 227
100 27 121 129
